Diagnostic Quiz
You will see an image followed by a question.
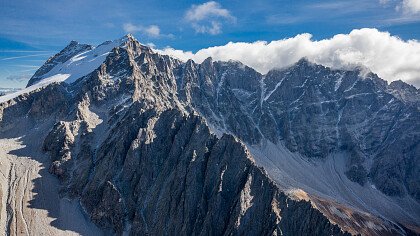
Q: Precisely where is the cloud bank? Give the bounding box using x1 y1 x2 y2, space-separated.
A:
157 28 420 87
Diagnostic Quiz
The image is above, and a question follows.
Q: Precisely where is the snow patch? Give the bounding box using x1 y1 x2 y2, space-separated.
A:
264 77 285 101
335 73 344 91
218 165 227 192
0 74 70 103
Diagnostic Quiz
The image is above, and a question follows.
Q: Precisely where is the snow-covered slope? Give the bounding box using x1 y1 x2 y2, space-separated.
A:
36 37 130 84
0 74 69 103
0 35 134 104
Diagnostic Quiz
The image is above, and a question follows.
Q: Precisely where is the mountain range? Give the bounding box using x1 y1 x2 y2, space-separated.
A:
0 34 419 235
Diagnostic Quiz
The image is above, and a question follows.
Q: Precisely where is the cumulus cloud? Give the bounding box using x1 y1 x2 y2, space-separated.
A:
157 28 420 87
123 23 172 38
185 1 235 35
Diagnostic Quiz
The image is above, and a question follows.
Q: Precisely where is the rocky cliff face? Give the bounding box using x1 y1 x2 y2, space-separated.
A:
177 57 420 201
61 108 350 235
0 35 419 235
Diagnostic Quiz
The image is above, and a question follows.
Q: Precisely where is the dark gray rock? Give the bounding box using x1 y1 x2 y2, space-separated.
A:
178 57 419 201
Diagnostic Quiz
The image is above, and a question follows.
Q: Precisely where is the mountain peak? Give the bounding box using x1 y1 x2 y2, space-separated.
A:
26 40 93 87
67 40 79 47
295 57 314 67
26 36 130 88
120 34 144 47
390 79 418 91
123 33 135 39
120 33 137 43
203 56 213 64
62 40 89 51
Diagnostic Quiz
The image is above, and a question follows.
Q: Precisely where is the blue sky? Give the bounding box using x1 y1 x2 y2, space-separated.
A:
1 0 420 88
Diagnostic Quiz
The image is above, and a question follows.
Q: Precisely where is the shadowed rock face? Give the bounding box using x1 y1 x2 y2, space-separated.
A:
1 36 419 235
178 57 420 201
72 108 349 235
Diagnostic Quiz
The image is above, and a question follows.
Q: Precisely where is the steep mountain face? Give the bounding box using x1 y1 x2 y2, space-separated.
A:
0 35 419 235
45 106 350 235
178 58 420 200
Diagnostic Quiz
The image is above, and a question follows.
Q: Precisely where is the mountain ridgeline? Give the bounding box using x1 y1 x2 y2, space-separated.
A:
0 35 419 235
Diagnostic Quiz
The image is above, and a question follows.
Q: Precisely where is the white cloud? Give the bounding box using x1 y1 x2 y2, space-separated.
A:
185 1 235 35
192 21 222 35
144 25 160 38
157 28 420 87
401 0 420 14
146 42 156 48
185 1 234 21
381 0 420 14
123 23 164 38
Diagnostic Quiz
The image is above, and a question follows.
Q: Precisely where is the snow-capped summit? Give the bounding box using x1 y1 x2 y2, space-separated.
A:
26 40 93 87
26 35 138 88
0 36 140 104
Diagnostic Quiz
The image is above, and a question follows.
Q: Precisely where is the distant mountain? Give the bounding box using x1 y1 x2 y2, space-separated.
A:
0 87 20 96
0 35 418 235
